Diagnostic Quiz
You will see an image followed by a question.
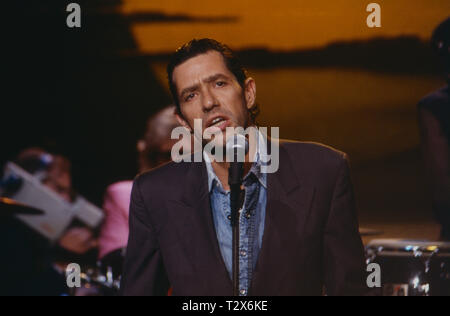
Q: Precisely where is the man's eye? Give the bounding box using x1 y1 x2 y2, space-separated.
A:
216 81 226 87
185 93 195 101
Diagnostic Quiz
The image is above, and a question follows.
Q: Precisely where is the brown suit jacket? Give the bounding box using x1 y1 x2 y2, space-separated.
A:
121 140 369 296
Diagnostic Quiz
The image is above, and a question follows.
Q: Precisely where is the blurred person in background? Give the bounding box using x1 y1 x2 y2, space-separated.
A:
0 148 98 295
418 18 450 241
15 148 99 256
98 105 186 259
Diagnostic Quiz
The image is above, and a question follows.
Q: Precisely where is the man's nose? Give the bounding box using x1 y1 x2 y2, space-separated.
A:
202 88 219 112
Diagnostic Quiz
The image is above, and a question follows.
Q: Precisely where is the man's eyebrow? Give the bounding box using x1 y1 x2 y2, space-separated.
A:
179 73 231 98
180 84 200 99
204 73 230 83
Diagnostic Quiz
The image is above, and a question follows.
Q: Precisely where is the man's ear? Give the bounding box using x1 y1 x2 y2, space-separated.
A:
244 77 256 110
175 112 193 133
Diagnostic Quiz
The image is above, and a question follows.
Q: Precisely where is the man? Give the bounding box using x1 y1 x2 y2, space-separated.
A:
13 148 98 255
121 39 368 296
418 18 450 241
98 105 183 259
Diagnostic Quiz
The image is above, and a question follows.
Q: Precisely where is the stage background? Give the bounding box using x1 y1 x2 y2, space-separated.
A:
4 0 450 241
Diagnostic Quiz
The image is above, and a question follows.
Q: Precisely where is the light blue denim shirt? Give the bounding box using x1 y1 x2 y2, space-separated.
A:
204 132 268 296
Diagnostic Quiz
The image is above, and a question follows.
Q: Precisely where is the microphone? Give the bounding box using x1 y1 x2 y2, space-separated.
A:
226 134 249 297
226 134 249 226
226 134 250 158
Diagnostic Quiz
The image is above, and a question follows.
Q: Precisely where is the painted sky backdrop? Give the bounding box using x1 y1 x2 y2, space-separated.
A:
4 1 447 237
119 0 450 53
114 0 448 235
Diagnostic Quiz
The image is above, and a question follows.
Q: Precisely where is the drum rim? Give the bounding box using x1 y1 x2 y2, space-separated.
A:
367 239 450 253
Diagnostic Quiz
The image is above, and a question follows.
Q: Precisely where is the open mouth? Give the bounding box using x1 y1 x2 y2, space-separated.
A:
206 116 229 129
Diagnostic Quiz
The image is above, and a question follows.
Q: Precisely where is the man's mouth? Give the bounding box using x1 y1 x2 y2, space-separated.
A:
206 116 230 130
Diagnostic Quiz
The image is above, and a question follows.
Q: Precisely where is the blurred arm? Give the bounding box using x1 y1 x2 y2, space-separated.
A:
98 183 132 259
418 107 450 227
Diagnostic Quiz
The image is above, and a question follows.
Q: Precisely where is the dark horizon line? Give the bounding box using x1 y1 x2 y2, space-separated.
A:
28 5 240 24
109 35 441 76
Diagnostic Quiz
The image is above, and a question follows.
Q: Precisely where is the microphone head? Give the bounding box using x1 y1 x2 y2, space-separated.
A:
226 134 249 161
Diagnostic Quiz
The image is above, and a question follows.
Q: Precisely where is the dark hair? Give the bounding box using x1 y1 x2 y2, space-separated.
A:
432 18 450 73
15 148 71 176
167 38 260 123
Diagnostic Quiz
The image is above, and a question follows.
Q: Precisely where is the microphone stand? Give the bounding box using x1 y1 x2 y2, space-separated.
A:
229 161 244 297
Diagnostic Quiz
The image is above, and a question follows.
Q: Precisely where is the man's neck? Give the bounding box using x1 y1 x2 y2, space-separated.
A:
211 159 253 192
207 126 260 191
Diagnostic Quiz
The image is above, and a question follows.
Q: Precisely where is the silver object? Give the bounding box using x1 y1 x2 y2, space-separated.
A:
366 239 450 296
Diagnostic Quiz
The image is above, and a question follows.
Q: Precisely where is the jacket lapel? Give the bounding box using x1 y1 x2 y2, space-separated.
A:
250 143 316 295
169 161 233 294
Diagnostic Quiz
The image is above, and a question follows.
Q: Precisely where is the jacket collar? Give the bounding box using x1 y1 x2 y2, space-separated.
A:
203 131 269 192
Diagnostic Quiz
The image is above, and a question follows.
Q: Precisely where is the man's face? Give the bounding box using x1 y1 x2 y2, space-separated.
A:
173 50 256 147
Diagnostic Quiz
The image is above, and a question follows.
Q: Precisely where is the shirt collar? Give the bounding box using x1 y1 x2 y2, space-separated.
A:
204 130 268 192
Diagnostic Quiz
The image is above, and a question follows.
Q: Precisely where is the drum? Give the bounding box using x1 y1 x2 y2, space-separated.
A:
366 240 450 296
74 248 125 296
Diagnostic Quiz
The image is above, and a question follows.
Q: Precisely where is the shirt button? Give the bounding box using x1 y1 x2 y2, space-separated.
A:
240 250 247 257
245 212 251 219
240 289 247 296
227 215 232 221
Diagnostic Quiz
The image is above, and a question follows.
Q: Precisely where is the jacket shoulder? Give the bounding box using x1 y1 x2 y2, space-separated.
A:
278 140 349 188
134 161 190 194
418 86 449 109
280 140 348 165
